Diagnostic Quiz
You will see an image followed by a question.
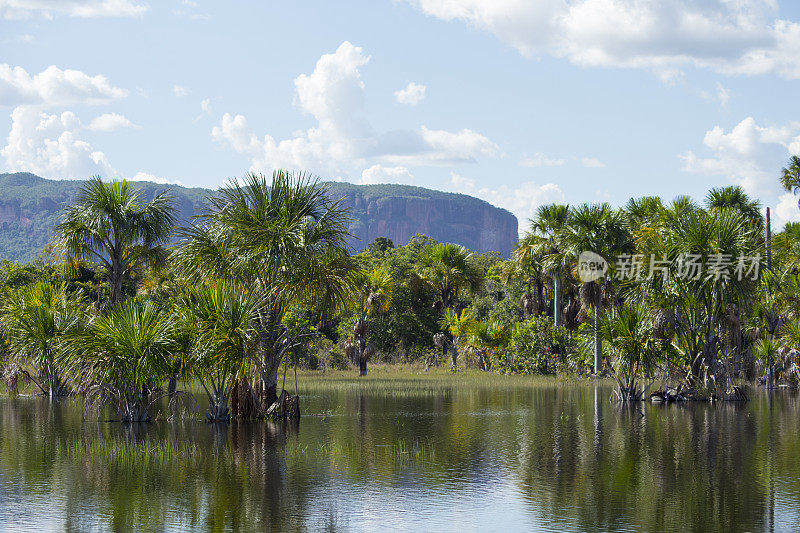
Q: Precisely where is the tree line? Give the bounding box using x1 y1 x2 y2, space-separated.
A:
2 163 800 421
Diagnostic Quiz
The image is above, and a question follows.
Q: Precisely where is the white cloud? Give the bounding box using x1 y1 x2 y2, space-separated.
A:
406 0 800 80
394 82 426 105
200 98 211 113
581 156 605 168
776 192 800 225
0 0 148 19
680 116 800 194
212 41 498 176
519 153 566 167
716 83 731 106
0 64 127 107
360 164 414 185
449 172 564 231
131 171 184 186
1 105 115 179
87 112 137 131
173 84 188 97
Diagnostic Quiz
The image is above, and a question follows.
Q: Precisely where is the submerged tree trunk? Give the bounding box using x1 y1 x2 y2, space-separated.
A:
554 276 562 328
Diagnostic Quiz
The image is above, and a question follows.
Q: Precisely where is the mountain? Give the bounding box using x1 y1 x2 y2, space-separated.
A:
0 173 518 262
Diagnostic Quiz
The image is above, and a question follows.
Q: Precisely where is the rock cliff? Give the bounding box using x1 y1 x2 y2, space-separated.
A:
0 173 518 261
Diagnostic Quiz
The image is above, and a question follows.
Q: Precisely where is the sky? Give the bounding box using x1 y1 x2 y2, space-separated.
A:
3 0 800 232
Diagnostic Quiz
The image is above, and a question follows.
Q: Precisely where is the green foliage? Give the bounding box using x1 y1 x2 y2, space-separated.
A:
497 316 577 375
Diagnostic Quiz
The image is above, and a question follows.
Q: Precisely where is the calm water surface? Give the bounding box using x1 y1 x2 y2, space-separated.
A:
0 379 798 532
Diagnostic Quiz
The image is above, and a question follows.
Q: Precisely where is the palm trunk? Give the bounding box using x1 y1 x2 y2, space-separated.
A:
359 336 367 376
554 275 562 328
593 297 602 375
450 342 458 367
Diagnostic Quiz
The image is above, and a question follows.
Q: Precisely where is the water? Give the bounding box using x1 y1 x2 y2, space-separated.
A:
0 379 798 532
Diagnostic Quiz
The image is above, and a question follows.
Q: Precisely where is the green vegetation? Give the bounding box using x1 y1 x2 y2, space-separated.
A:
2 162 800 421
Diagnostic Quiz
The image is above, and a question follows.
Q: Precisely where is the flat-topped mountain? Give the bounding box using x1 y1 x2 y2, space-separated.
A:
0 173 518 262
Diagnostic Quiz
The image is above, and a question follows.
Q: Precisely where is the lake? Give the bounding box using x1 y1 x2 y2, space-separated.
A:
0 374 798 532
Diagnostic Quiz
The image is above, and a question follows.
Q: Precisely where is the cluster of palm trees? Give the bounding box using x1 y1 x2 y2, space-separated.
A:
4 161 800 417
1 172 359 421
514 173 800 400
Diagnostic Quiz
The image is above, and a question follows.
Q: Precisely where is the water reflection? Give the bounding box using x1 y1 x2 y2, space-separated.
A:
0 384 798 531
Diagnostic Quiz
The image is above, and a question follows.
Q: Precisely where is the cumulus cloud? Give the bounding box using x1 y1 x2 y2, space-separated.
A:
360 164 414 185
406 0 800 79
1 106 115 179
0 0 148 19
87 112 137 131
680 116 800 226
173 84 188 97
449 172 564 231
394 82 426 105
212 41 498 177
680 117 800 194
0 64 127 108
519 153 566 167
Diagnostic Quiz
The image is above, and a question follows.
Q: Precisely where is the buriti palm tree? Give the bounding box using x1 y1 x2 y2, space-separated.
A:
173 171 353 409
349 267 394 376
706 186 763 229
418 242 483 367
182 280 261 421
0 282 83 397
517 204 570 326
55 177 177 305
560 203 631 374
62 298 178 422
417 243 483 312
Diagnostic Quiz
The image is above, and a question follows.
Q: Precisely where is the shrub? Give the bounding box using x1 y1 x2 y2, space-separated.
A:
496 316 578 375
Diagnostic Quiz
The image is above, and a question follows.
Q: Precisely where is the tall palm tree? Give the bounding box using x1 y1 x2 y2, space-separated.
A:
0 282 83 397
417 243 483 311
780 155 800 208
440 307 478 367
559 203 632 374
172 171 354 409
55 177 177 305
517 204 570 326
349 267 394 376
706 186 763 229
62 298 177 422
182 280 261 420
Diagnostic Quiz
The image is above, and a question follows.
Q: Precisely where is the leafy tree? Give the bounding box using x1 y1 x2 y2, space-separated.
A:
55 177 177 305
0 282 84 397
183 280 261 420
417 243 483 311
559 203 631 374
173 171 354 408
348 267 394 375
62 298 178 422
780 155 800 208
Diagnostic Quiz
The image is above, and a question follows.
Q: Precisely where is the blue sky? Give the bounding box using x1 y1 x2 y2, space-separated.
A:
3 1 800 231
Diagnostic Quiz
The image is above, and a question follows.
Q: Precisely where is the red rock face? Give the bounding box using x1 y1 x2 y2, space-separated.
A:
331 191 518 257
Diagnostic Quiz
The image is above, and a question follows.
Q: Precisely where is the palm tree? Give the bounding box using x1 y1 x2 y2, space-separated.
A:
599 301 661 401
440 307 478 367
559 203 631 374
663 205 761 385
62 298 177 422
182 280 261 420
55 177 177 305
706 186 763 229
417 243 483 311
349 267 394 376
780 155 800 208
0 282 83 397
517 204 570 326
172 171 354 409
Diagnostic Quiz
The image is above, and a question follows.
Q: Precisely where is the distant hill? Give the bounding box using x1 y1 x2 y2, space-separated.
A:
0 173 518 262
